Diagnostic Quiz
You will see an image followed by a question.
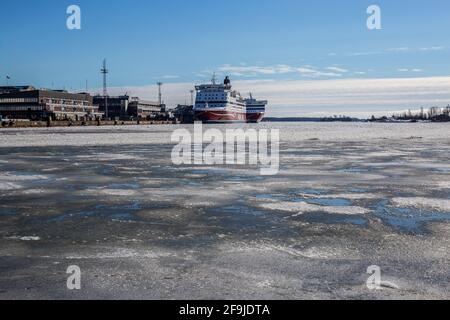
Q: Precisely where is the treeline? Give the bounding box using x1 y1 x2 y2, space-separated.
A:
370 106 450 122
320 115 359 122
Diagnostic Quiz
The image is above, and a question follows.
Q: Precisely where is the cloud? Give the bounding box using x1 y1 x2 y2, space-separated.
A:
387 47 410 52
420 46 444 51
397 68 423 72
219 64 347 78
325 67 348 73
162 75 180 79
348 51 383 57
346 46 444 57
102 76 450 118
296 67 317 74
218 64 295 76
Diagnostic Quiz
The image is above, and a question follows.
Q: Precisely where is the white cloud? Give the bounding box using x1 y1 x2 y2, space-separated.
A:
420 46 444 51
387 47 410 52
348 51 383 57
218 64 295 76
326 67 348 73
397 68 423 72
218 64 347 78
162 75 180 79
296 67 317 74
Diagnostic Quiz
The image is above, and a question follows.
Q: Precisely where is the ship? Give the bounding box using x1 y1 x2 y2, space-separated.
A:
245 93 267 123
193 75 267 123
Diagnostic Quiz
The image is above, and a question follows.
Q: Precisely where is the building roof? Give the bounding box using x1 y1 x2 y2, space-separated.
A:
0 89 94 103
0 86 36 94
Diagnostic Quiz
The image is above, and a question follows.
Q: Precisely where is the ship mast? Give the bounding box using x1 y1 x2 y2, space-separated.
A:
211 72 217 85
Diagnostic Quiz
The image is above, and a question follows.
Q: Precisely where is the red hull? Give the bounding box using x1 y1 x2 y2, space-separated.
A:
195 110 247 123
246 112 265 123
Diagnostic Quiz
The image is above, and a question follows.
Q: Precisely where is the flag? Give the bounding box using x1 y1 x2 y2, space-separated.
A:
6 76 10 80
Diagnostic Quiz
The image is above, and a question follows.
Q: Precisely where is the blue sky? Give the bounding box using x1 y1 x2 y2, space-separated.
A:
2 0 450 117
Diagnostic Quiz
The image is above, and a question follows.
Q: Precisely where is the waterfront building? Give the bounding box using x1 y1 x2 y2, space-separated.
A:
0 87 103 121
93 95 165 120
93 95 129 120
128 97 163 119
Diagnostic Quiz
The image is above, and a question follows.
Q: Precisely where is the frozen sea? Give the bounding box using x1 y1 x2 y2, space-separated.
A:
0 122 449 299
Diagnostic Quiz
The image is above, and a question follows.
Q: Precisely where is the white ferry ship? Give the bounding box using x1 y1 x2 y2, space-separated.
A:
193 75 267 123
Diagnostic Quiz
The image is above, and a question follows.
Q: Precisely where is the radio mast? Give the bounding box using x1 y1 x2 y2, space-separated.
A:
101 59 109 118
157 82 163 106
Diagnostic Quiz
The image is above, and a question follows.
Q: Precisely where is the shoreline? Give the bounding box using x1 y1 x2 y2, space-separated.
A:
1 119 449 130
0 119 178 129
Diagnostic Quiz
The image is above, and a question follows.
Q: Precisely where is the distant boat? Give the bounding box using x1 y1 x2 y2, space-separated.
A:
193 75 267 123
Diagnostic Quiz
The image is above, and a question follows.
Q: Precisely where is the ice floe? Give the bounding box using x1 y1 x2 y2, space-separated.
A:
0 173 48 181
7 236 41 241
0 182 22 190
391 197 450 212
299 193 382 200
258 201 370 215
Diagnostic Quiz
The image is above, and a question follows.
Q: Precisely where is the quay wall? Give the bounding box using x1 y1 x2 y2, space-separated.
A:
0 120 178 129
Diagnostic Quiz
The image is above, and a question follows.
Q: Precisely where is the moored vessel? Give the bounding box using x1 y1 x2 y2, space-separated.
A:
193 75 267 123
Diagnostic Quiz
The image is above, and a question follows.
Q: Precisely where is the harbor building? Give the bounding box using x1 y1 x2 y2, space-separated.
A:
128 97 164 120
93 95 130 120
0 87 103 121
93 95 165 120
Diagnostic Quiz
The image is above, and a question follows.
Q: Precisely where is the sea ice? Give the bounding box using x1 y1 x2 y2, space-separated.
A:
258 201 371 215
7 236 41 241
0 182 22 190
391 197 450 212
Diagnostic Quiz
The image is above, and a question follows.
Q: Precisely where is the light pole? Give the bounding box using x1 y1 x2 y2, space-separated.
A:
190 90 194 106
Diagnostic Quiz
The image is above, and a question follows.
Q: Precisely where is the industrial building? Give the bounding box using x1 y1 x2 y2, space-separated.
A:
93 95 129 120
93 95 165 120
128 97 165 119
0 86 103 121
